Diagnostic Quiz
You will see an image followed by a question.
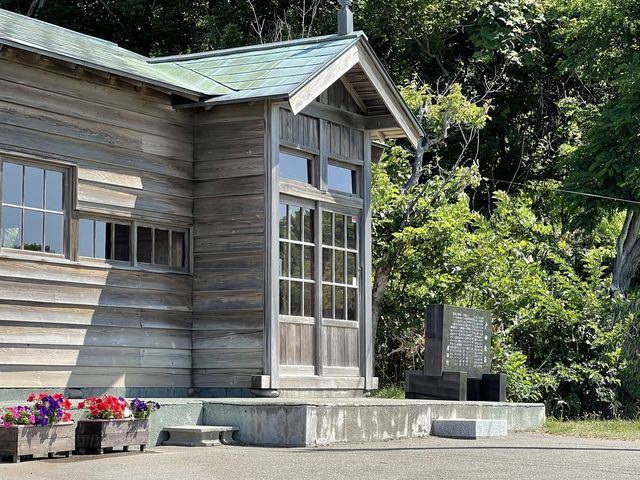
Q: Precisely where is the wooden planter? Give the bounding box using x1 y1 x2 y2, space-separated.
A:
76 419 149 454
0 422 75 464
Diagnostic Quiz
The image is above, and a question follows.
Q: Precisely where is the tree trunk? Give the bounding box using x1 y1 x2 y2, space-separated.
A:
611 209 640 293
372 261 392 339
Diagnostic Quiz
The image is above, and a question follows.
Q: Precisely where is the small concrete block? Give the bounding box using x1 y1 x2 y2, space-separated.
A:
431 419 507 439
163 426 239 447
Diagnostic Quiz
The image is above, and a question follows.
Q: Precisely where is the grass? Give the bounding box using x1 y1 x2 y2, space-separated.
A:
544 418 640 441
372 385 405 399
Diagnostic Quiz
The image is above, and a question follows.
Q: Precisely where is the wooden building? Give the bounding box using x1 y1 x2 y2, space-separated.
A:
0 7 422 397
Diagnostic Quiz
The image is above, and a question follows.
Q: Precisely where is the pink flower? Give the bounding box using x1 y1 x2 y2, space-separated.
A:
3 422 11 429
29 414 36 425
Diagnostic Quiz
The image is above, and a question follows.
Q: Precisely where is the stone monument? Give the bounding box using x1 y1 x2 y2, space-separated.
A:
405 304 507 401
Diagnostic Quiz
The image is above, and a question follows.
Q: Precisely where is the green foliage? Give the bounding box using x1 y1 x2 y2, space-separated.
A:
374 149 632 417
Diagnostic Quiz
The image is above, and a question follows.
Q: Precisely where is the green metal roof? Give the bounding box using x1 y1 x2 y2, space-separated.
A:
0 7 361 101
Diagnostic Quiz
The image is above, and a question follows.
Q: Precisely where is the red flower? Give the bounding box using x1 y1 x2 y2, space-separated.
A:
78 401 86 409
53 393 63 400
62 412 72 422
27 393 35 402
38 392 48 400
62 399 71 410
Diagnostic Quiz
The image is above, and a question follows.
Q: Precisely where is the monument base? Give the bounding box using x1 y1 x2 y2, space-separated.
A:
405 371 506 402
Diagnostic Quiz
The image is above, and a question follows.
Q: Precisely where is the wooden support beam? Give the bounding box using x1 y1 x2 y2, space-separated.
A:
364 115 398 131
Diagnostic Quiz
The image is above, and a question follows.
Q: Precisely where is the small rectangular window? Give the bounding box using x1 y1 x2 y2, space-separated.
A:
80 219 129 262
114 224 130 262
328 163 357 195
137 226 153 263
280 151 312 184
171 231 186 268
135 225 188 269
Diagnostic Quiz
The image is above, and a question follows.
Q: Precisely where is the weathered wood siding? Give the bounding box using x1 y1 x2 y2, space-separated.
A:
0 49 193 389
192 103 266 389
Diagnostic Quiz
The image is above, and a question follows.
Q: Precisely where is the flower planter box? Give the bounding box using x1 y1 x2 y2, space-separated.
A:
0 422 75 463
76 419 149 454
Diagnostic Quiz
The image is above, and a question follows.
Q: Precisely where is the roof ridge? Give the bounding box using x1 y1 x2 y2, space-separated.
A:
148 31 365 64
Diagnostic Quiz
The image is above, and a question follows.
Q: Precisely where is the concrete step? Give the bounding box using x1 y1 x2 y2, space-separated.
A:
431 419 507 439
162 425 239 447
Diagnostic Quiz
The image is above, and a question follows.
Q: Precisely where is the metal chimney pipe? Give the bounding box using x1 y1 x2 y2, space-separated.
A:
338 0 354 35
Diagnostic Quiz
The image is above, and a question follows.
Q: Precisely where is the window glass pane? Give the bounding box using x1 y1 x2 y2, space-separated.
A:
335 286 345 320
304 283 314 317
280 152 311 184
44 213 63 254
137 227 152 263
171 231 186 268
347 216 357 250
323 247 333 282
279 280 289 315
290 206 302 241
154 229 169 265
45 170 63 212
23 210 43 251
303 208 314 243
1 205 21 248
335 250 345 284
279 242 288 277
95 221 107 259
328 164 356 194
78 219 94 257
347 288 357 321
279 204 288 239
335 215 344 247
24 166 44 209
347 252 357 286
2 163 23 205
304 246 314 280
290 243 302 278
322 211 333 245
105 222 113 260
290 281 302 316
114 224 130 262
322 285 333 318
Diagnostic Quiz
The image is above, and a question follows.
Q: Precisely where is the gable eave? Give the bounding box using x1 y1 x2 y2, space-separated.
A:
287 37 424 148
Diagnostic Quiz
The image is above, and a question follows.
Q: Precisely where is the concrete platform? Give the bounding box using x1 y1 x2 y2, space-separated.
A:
201 398 543 446
431 419 508 439
1 397 545 447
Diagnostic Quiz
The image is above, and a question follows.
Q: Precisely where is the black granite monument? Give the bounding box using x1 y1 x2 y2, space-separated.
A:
405 304 507 401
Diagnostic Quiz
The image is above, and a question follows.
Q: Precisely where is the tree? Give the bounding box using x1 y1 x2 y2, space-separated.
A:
559 0 640 293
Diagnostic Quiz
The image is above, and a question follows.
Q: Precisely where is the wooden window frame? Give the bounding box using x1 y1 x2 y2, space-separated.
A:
78 215 190 273
134 222 189 271
278 202 316 321
0 156 71 260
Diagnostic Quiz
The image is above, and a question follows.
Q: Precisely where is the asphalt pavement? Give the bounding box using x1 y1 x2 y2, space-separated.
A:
1 433 639 480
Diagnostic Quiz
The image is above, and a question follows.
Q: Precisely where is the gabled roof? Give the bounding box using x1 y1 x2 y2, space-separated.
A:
0 8 423 146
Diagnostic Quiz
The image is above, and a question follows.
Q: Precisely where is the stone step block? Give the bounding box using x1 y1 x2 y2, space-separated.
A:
431 419 507 439
162 425 239 447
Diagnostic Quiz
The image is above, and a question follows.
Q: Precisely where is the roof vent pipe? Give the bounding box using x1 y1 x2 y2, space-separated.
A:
337 0 354 35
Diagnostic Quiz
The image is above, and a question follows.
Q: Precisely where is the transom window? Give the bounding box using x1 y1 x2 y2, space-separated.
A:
322 211 358 321
279 151 313 185
327 162 358 195
279 203 315 317
1 161 65 255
